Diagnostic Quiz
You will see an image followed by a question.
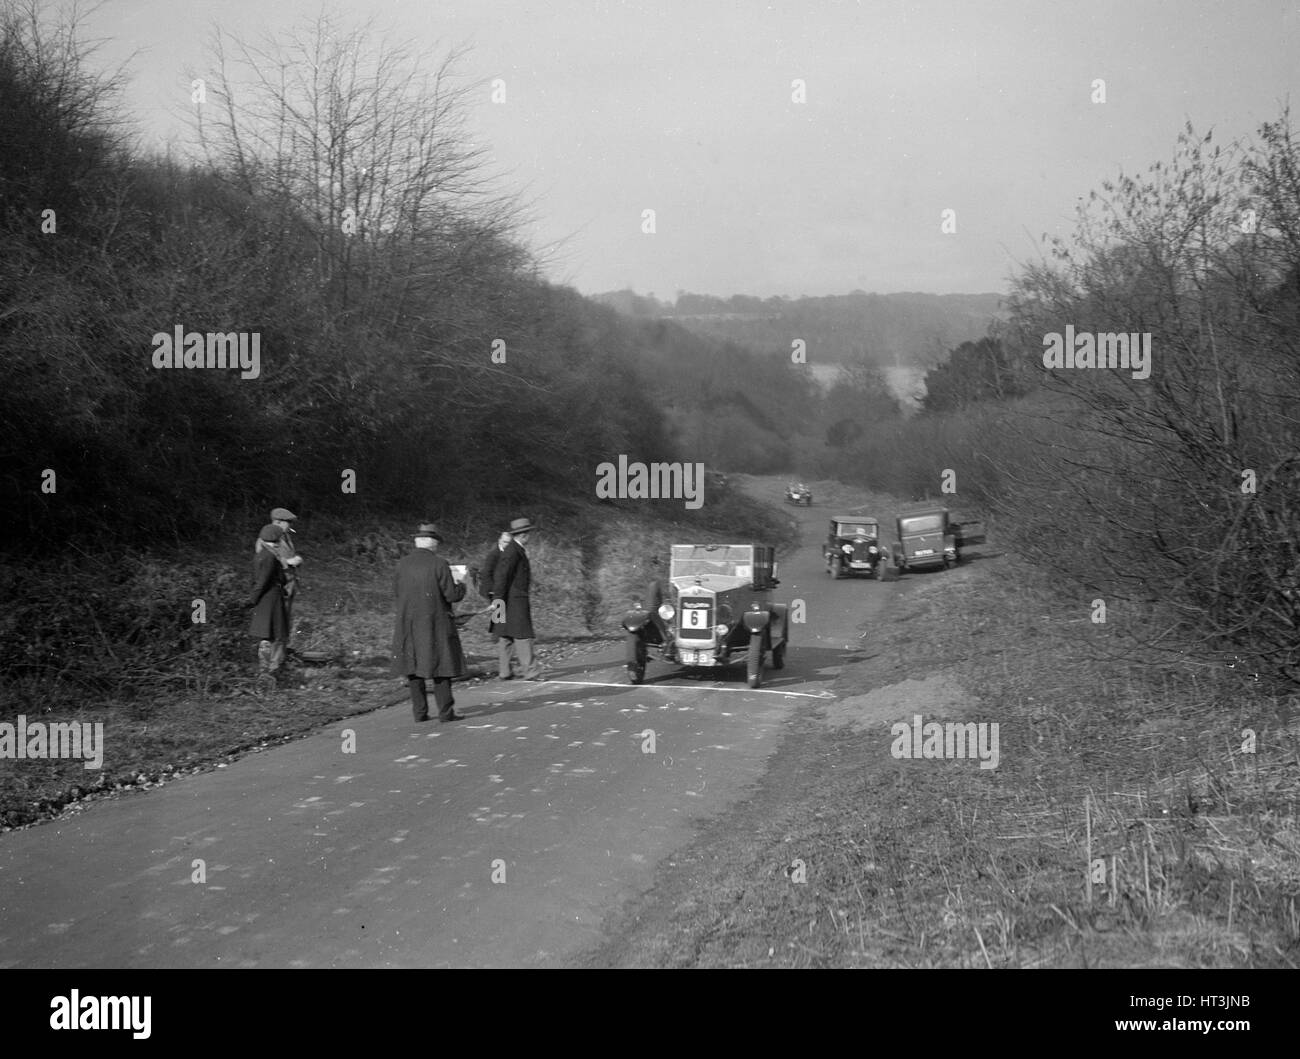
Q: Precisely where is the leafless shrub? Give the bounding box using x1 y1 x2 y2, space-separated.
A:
994 117 1300 682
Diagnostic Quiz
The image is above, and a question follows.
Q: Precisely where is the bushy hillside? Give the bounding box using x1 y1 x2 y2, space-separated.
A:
832 117 1300 686
0 8 700 547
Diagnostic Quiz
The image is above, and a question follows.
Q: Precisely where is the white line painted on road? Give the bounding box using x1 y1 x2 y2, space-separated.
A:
534 679 836 700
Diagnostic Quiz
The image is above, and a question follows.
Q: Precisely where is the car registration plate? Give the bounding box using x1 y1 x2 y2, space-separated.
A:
915 549 934 556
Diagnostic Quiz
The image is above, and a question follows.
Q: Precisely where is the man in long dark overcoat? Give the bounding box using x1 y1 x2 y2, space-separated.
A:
250 524 290 678
491 517 544 681
391 523 467 722
479 530 512 645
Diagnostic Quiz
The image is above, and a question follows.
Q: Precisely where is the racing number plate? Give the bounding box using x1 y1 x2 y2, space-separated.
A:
680 599 712 639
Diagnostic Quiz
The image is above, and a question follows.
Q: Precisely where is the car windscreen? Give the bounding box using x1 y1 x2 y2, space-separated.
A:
835 523 877 537
900 515 943 534
670 545 754 579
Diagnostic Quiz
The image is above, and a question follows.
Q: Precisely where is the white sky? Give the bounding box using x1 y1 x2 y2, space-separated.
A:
85 0 1300 298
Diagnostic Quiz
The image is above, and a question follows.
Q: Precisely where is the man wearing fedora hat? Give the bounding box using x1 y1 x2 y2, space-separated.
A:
491 517 544 681
250 523 291 681
391 523 467 722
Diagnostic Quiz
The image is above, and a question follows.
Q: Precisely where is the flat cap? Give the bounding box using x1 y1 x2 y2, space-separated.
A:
270 508 297 521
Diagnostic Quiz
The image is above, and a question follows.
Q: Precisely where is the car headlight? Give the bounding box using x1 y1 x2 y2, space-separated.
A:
868 546 878 554
841 544 853 554
714 624 728 635
658 603 675 620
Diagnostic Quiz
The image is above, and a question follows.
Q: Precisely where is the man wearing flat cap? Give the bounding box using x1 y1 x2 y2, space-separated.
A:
491 517 544 681
250 523 290 680
391 523 467 722
264 508 302 645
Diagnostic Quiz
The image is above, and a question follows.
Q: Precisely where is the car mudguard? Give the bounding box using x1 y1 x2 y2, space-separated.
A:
743 605 771 633
622 606 651 634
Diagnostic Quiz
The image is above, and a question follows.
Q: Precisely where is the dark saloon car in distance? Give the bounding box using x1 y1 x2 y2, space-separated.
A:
824 516 890 579
891 506 985 573
785 482 812 505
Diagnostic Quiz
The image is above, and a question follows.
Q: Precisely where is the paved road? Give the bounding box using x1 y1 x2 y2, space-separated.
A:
0 480 898 967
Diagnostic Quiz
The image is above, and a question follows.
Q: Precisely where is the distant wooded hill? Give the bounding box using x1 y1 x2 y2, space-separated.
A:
592 289 1007 368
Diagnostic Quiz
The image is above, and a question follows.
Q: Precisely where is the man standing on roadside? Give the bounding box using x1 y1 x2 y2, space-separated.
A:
492 517 544 681
479 529 512 646
250 524 290 682
391 523 467 723
265 507 302 646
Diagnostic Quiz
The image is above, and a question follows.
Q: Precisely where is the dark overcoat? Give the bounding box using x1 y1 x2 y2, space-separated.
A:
491 540 535 639
479 543 504 603
480 542 505 642
249 547 288 641
391 548 467 679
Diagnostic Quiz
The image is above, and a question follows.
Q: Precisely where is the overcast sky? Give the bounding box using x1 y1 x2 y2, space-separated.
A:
86 0 1300 299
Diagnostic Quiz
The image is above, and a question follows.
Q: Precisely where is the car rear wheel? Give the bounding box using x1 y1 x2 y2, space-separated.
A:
771 642 785 669
746 635 764 688
625 633 647 684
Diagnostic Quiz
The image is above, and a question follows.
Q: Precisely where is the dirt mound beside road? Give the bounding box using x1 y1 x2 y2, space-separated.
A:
818 671 974 734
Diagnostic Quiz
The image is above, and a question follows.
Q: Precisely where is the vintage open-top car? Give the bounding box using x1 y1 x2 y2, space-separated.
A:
824 516 890 579
785 482 813 505
891 506 985 573
621 543 789 688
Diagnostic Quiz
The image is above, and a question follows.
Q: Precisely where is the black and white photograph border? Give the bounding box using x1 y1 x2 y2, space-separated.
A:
0 0 1296 1026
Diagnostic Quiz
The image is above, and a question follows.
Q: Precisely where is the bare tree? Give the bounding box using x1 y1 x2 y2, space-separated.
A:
189 11 521 337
